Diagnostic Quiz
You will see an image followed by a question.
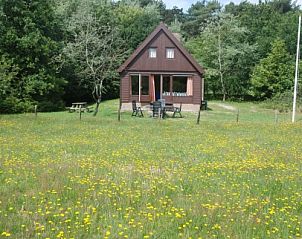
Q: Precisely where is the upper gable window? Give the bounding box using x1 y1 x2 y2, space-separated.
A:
149 48 157 58
166 48 175 59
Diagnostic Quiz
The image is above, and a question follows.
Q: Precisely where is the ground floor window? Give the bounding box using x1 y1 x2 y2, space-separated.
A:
141 75 149 95
172 76 193 96
131 74 149 96
132 74 193 98
131 75 139 95
163 76 171 96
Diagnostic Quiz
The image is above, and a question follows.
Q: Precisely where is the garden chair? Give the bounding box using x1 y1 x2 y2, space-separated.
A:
201 100 208 110
132 100 144 117
152 101 163 118
173 103 182 118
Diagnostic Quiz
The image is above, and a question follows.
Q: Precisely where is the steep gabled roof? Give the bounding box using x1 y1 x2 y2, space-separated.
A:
118 22 204 74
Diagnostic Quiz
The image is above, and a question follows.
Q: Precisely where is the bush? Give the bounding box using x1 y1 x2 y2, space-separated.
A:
262 91 302 112
0 97 66 114
37 100 65 112
0 97 34 114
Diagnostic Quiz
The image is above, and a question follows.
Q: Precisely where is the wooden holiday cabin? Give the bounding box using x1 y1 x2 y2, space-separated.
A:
118 22 204 111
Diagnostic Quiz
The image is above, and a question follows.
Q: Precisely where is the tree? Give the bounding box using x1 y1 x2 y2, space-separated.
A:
225 0 299 58
63 0 128 116
162 6 185 25
187 13 256 101
182 0 221 39
250 39 294 99
168 16 183 35
0 0 65 112
114 1 161 51
0 55 21 113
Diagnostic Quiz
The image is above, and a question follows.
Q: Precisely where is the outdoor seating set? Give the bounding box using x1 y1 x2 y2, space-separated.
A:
132 100 182 118
67 102 93 113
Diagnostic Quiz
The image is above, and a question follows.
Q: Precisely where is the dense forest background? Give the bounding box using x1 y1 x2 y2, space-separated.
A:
0 0 301 113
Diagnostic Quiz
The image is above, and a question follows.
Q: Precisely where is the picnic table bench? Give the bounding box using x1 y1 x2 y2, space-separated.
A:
151 101 182 118
67 102 93 113
163 103 182 118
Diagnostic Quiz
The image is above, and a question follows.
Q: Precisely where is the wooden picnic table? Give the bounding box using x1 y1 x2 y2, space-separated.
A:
68 102 92 113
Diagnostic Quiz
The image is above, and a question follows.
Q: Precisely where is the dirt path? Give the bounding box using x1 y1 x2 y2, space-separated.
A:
214 103 237 111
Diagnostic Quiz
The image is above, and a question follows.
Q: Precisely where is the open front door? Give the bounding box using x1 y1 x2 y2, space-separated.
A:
154 75 161 100
151 74 172 102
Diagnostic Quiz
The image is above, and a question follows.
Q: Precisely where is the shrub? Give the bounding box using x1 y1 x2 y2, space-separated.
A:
0 96 34 114
37 100 65 112
262 91 302 112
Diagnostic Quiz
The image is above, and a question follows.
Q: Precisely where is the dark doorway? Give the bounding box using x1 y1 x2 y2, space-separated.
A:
154 75 161 100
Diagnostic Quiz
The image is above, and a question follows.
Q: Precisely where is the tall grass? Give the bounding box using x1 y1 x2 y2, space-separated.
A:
0 100 302 238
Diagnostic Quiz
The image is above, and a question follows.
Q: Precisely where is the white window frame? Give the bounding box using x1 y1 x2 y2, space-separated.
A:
166 48 175 59
149 48 157 58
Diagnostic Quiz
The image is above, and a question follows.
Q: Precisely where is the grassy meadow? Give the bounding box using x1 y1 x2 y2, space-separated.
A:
1 100 302 239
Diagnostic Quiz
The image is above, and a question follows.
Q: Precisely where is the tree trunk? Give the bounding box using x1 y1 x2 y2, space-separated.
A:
218 26 226 102
220 72 226 102
219 70 226 102
93 98 101 116
92 80 103 116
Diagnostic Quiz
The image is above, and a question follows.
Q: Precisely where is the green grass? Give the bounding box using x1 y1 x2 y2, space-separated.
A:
1 100 302 239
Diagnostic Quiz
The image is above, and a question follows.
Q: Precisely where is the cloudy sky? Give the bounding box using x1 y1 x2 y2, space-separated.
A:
162 0 300 11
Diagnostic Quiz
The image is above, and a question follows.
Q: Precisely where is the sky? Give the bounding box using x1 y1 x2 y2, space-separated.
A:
162 0 199 11
162 0 300 11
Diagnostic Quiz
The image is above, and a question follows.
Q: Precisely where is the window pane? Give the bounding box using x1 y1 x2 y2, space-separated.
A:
131 75 139 95
163 76 170 96
173 76 187 96
149 48 157 58
141 75 149 95
166 48 174 59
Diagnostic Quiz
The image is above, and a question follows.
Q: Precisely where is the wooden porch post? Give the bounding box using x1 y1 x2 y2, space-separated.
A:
160 75 163 99
202 76 204 101
139 74 142 103
170 76 173 96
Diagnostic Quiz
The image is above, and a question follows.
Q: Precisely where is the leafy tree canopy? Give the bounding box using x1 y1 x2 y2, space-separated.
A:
0 0 65 112
250 39 294 99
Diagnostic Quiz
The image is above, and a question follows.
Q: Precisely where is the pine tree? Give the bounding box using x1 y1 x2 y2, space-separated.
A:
250 39 294 99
